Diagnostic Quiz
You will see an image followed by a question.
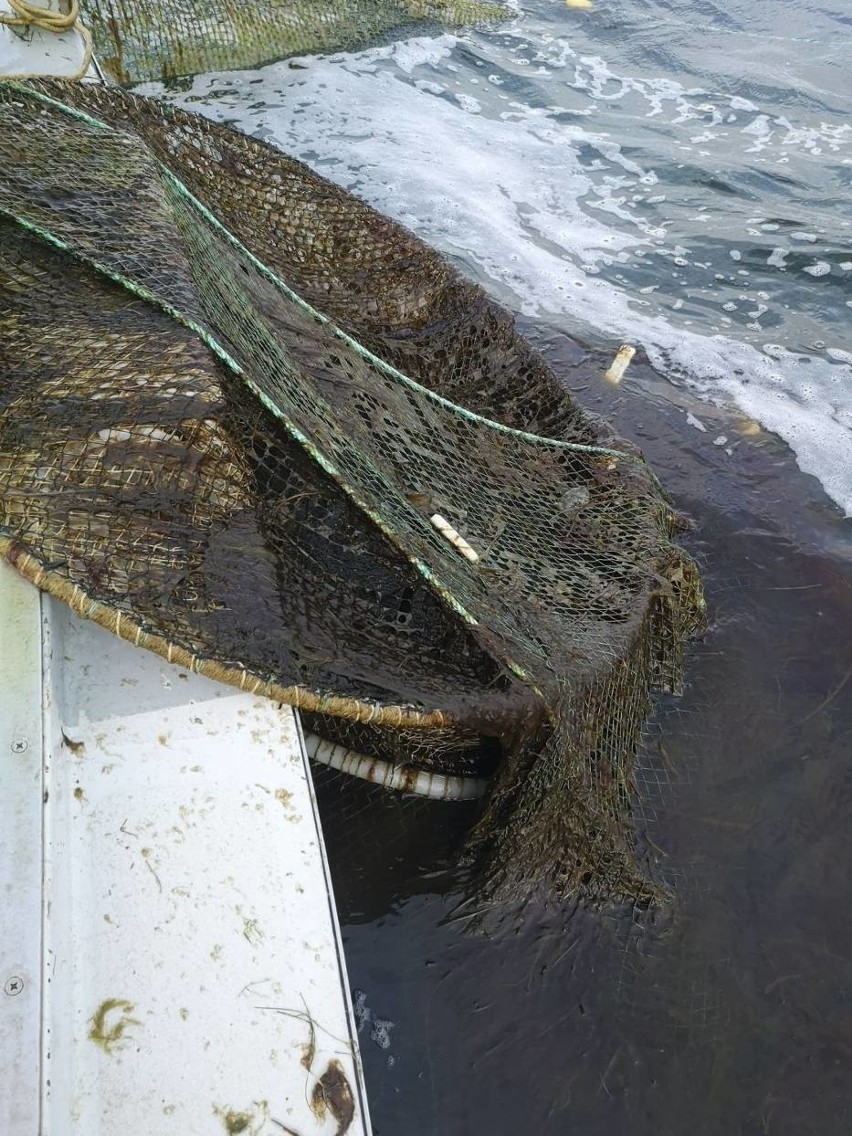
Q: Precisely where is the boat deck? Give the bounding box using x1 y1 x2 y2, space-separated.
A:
0 560 370 1135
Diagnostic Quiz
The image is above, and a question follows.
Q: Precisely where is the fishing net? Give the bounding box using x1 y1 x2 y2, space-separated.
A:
78 0 508 84
0 80 703 905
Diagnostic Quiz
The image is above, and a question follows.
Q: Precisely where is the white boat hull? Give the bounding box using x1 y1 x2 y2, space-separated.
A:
0 561 370 1135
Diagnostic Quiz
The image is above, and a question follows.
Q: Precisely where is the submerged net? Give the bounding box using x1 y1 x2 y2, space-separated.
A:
78 0 508 84
0 81 703 905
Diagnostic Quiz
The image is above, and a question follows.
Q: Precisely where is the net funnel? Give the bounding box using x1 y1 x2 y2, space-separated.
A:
0 82 704 906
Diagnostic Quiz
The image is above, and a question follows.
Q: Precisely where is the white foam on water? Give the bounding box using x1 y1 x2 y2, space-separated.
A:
148 33 852 515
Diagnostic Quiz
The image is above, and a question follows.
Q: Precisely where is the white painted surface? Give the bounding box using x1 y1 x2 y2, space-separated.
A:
0 0 91 77
0 560 370 1135
0 562 43 1136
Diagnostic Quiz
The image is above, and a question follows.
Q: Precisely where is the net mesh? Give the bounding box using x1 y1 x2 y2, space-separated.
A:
0 81 704 905
78 0 509 84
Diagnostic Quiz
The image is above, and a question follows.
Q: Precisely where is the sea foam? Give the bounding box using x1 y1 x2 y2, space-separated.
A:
142 31 852 515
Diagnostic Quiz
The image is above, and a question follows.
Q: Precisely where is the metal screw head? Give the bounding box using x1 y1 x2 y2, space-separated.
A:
4 976 24 997
10 739 29 754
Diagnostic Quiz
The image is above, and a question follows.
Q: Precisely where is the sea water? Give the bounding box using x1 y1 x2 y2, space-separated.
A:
138 8 852 1132
142 0 852 515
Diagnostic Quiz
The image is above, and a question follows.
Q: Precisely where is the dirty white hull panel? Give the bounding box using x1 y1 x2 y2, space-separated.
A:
0 560 370 1135
0 0 95 79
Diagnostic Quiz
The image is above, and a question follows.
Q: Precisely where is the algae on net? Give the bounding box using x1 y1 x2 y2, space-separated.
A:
0 81 703 909
80 0 511 84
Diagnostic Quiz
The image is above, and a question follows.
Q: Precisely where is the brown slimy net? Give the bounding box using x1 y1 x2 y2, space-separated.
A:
78 0 509 84
0 81 703 905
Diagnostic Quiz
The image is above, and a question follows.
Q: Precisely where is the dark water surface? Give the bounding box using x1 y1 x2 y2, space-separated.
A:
316 337 852 1135
143 1 852 1129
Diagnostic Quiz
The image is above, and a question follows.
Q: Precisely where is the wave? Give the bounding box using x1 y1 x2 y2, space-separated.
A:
142 27 852 514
